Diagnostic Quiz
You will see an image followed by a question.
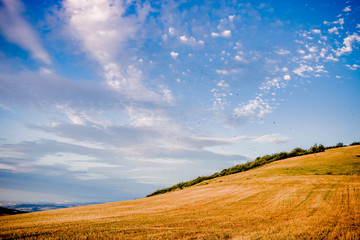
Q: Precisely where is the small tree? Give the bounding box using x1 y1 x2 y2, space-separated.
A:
317 144 325 152
336 142 344 147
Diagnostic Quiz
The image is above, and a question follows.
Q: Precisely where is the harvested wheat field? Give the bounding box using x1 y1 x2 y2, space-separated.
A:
1 146 359 239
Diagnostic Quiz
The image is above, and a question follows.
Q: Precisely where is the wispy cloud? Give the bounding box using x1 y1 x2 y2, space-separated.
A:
61 0 172 104
0 0 51 64
251 134 290 144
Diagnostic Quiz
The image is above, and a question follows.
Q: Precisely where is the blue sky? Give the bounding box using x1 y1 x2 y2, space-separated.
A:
0 0 359 203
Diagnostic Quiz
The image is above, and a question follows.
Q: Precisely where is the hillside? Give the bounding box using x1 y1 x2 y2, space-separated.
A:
0 207 27 217
0 145 359 239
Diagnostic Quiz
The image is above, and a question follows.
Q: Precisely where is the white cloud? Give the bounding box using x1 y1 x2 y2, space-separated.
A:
307 46 317 53
216 69 229 74
328 27 339 34
169 27 175 35
284 75 291 80
62 0 172 103
179 35 204 46
311 29 321 34
221 30 232 37
36 152 121 180
216 68 242 75
56 104 110 127
0 0 51 64
315 65 327 73
233 97 272 120
324 18 344 26
211 80 230 110
0 163 17 171
228 15 235 22
297 49 305 54
303 54 313 60
161 34 168 41
39 68 53 75
216 80 229 88
211 30 231 37
293 65 313 77
275 49 291 55
345 64 360 70
260 77 288 91
252 134 290 144
343 6 351 12
234 55 243 61
179 35 188 42
170 51 179 59
325 54 339 62
335 33 360 56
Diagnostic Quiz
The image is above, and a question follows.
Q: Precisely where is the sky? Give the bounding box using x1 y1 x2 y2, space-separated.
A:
0 0 359 203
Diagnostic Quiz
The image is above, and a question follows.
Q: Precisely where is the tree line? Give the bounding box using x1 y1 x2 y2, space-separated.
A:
146 142 359 197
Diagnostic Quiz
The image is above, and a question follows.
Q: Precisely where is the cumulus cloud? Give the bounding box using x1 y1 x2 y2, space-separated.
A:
170 51 179 59
233 97 272 120
345 64 360 70
211 30 231 37
0 0 51 64
284 75 291 80
168 27 175 35
179 35 204 46
343 6 351 12
234 55 243 61
275 49 291 55
335 33 360 56
328 26 339 34
297 49 305 54
311 29 321 34
293 64 313 77
221 30 232 37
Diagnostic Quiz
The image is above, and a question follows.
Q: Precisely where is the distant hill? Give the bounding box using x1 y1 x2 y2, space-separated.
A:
0 207 28 216
0 145 359 239
0 202 103 213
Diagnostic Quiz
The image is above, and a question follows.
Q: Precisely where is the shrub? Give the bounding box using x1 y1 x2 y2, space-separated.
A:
336 142 344 147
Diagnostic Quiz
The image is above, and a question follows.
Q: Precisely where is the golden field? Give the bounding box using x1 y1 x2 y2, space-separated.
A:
1 145 359 239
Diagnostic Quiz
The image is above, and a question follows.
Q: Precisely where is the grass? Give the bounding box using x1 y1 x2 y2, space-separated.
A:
0 145 359 239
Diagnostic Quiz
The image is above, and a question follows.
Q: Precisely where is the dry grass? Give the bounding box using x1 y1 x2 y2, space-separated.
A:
1 146 359 239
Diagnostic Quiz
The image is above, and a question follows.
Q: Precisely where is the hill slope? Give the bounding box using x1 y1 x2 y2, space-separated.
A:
1 146 359 239
0 207 27 216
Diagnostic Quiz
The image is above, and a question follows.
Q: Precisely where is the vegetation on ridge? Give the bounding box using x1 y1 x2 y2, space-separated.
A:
147 142 359 197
